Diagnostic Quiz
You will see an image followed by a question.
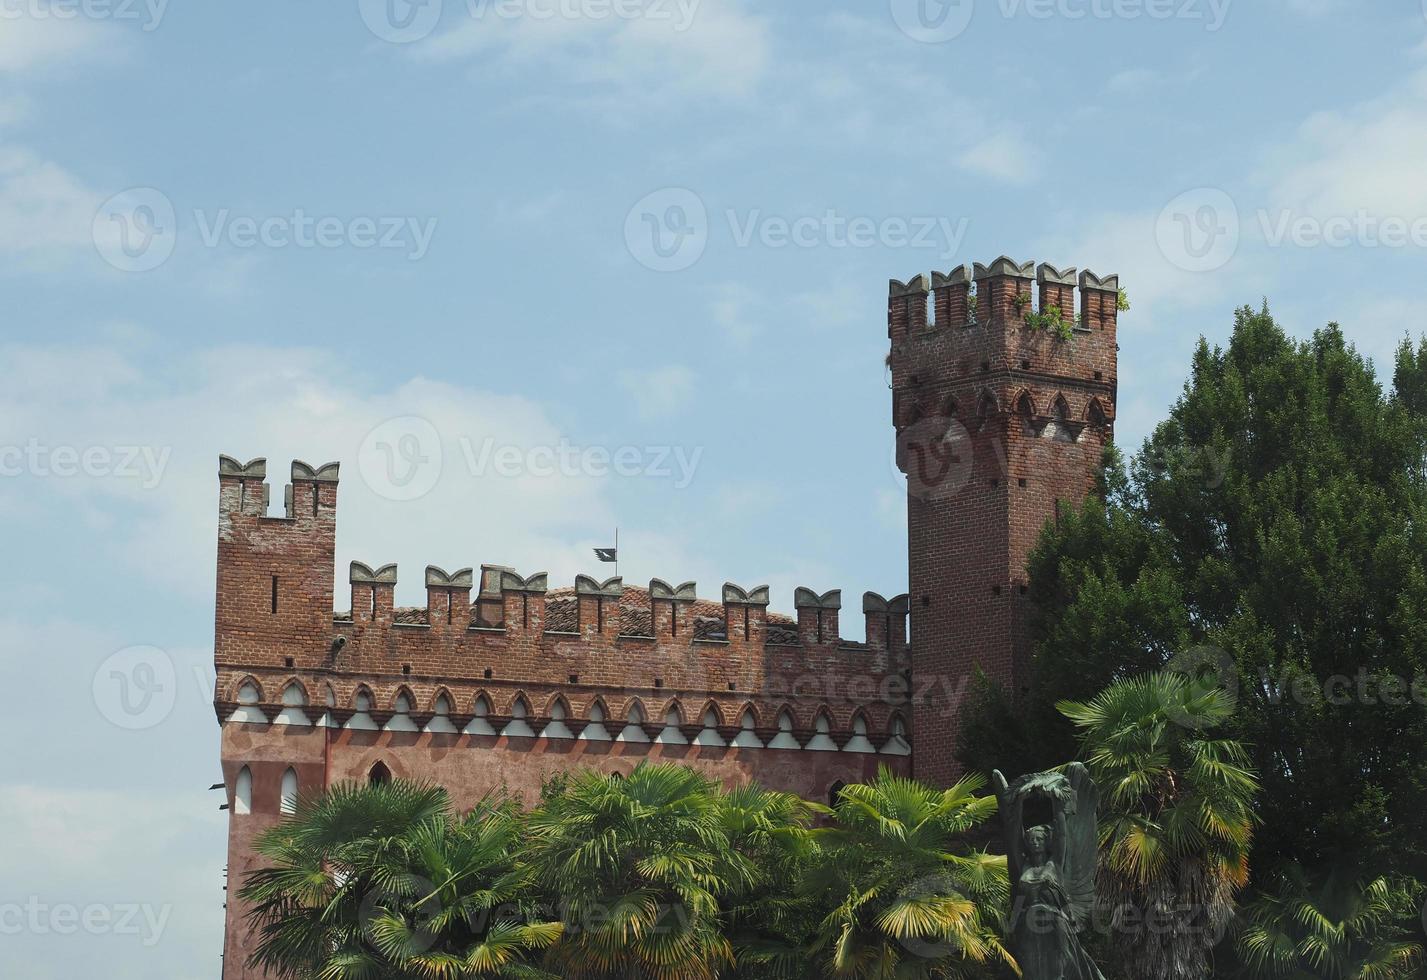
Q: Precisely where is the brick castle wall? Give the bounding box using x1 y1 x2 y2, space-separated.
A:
213 260 1116 977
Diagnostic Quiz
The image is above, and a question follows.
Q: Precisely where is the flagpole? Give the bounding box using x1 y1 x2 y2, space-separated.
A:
614 527 619 579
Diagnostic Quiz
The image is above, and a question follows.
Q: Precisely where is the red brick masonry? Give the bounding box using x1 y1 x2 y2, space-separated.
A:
214 259 1115 977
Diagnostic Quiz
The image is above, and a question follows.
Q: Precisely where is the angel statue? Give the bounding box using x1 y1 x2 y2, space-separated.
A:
992 762 1106 980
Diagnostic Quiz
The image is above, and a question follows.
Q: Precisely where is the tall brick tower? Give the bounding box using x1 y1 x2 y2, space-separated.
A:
889 258 1119 785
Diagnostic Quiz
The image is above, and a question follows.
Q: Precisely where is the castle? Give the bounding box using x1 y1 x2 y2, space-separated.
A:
212 258 1119 978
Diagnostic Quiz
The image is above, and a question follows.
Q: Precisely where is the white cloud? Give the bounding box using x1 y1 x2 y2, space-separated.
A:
618 364 696 419
1106 68 1163 93
708 281 761 344
956 131 1041 185
0 12 111 73
0 341 633 604
417 0 770 105
0 147 105 254
1261 66 1427 219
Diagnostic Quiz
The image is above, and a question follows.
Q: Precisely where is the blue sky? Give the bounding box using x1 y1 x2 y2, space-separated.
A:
4 1 1427 975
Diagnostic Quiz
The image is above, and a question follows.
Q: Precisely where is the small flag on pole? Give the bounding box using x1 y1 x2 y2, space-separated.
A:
594 548 617 563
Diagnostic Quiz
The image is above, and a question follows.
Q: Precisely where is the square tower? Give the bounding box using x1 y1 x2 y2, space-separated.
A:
888 258 1119 786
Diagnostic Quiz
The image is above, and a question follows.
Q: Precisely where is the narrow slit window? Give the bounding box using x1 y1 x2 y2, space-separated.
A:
271 576 278 614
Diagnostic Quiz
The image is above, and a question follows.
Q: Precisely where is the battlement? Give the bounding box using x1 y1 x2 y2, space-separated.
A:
888 257 1120 445
213 454 912 756
889 256 1120 340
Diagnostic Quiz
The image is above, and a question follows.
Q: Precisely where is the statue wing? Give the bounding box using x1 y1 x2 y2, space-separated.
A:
992 770 1023 887
1062 762 1100 928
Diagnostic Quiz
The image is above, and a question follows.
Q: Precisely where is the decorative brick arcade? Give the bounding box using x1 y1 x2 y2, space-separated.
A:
213 259 1117 978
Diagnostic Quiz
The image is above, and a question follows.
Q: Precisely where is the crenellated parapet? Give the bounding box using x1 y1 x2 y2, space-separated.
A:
212 457 912 764
888 257 1120 467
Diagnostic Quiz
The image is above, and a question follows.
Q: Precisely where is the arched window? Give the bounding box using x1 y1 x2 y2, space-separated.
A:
280 768 299 814
828 780 847 809
768 709 800 749
234 766 252 815
732 708 763 748
368 761 391 786
617 703 650 743
1015 393 1034 418
1088 399 1107 429
655 705 688 745
465 694 496 736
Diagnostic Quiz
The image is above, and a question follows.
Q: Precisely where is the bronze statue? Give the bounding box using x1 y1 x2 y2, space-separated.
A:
992 763 1106 980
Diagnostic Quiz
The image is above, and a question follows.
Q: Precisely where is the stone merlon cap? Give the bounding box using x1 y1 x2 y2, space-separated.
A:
795 588 842 610
426 565 474 589
351 561 398 585
575 575 624 598
889 274 929 297
479 565 516 595
723 583 771 606
973 256 1035 279
862 591 910 615
292 460 340 483
218 455 266 479
931 266 971 288
1036 263 1078 286
500 570 549 594
1079 269 1120 292
650 579 697 602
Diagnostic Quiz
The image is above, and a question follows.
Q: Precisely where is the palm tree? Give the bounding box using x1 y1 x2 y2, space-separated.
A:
806 767 1012 979
240 779 559 979
1237 865 1423 979
522 762 742 979
718 783 824 979
1058 671 1259 980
